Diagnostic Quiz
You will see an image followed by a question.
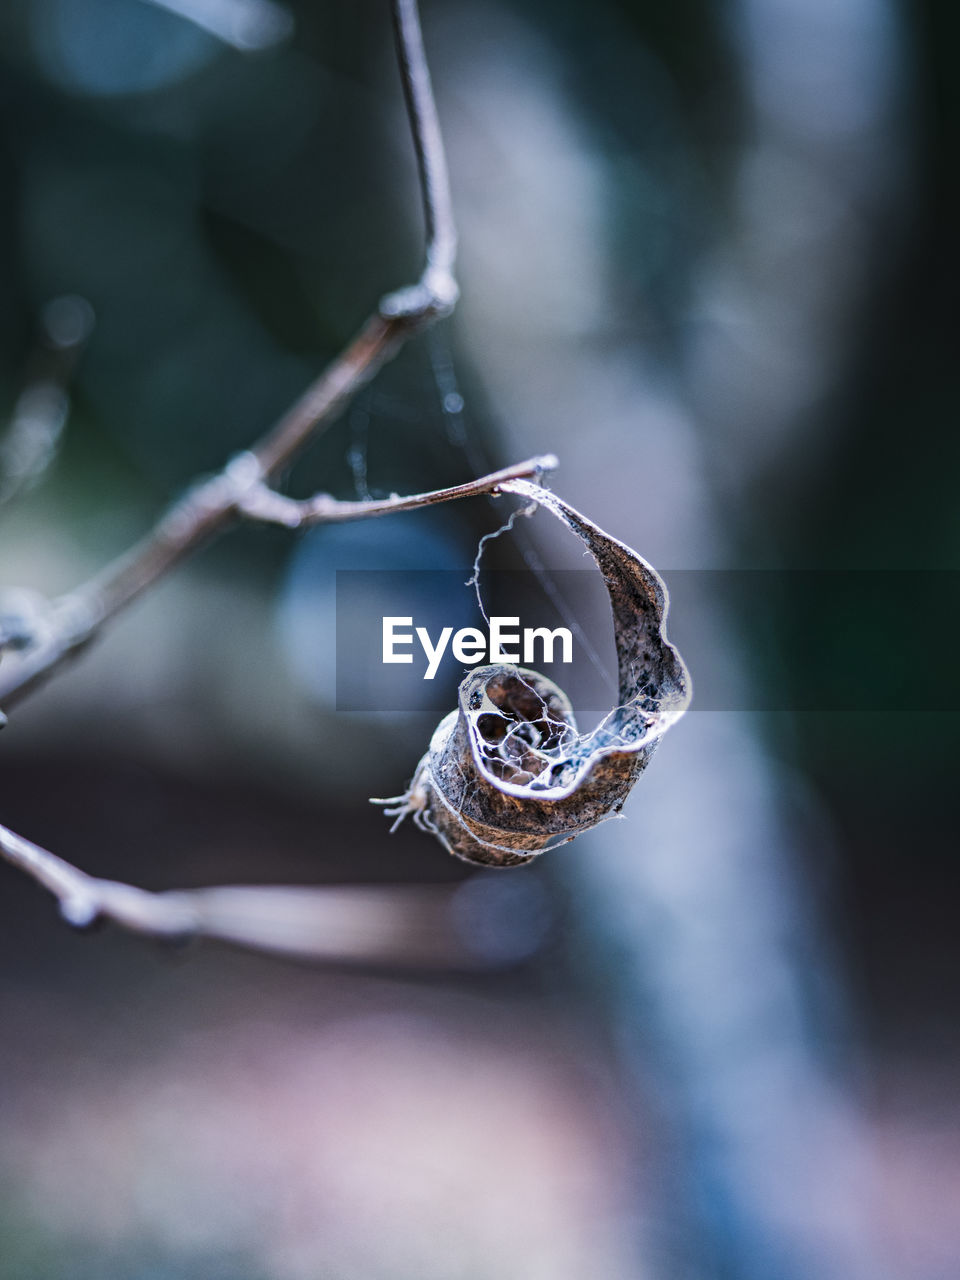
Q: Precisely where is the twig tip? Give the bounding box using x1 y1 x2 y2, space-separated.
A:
60 894 99 930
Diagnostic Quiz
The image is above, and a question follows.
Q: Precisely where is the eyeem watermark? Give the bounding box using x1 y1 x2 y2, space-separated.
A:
334 568 960 712
382 616 573 679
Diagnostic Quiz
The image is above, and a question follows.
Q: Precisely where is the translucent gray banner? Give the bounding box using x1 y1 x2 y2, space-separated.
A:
334 570 960 713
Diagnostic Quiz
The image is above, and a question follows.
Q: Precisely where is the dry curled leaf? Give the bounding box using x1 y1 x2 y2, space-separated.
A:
376 482 691 867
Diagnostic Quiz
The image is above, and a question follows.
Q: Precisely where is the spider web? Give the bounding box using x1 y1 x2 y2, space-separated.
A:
337 325 617 697
426 326 617 696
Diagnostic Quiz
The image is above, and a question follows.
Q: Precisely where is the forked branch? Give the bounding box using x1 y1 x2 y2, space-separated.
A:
0 821 502 967
0 0 466 711
235 454 558 527
0 0 558 963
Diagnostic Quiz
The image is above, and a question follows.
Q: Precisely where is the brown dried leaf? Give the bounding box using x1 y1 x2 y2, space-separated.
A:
377 483 691 866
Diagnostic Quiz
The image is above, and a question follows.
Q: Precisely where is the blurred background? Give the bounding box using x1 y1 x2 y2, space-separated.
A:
0 0 957 1276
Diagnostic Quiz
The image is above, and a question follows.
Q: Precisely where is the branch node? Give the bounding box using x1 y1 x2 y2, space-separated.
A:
379 270 459 322
223 449 266 494
60 892 99 930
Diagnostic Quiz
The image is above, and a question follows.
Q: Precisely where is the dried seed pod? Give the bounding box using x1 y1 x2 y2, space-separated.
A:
377 482 691 867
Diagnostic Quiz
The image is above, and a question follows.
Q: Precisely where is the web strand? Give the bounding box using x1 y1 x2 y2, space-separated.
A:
426 326 617 694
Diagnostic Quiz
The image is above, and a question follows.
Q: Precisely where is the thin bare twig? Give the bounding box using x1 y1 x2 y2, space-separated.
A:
0 820 500 967
0 2 560 968
384 0 458 317
0 0 458 711
235 454 558 527
0 1 555 967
